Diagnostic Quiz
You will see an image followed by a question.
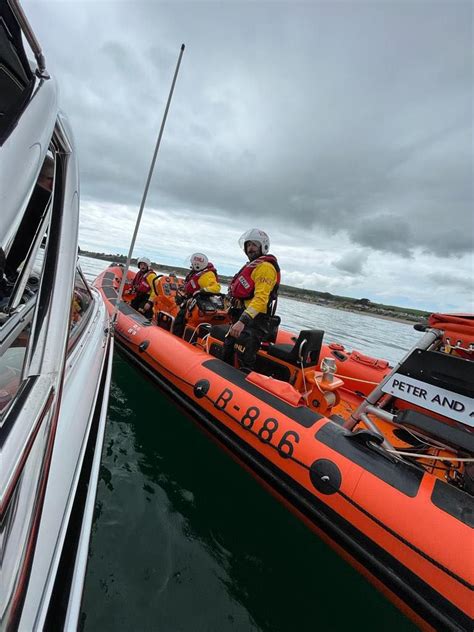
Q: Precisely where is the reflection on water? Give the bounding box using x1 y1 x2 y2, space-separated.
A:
80 256 418 631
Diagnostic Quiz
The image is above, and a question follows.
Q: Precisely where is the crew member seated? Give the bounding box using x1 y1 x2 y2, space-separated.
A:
128 256 157 319
172 253 221 337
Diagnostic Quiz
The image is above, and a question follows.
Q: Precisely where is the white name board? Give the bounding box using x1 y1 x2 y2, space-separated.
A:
382 374 474 427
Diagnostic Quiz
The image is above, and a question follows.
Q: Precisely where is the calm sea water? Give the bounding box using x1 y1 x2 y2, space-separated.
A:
79 256 419 631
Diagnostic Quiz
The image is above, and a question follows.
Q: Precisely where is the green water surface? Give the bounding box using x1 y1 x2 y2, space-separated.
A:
81 354 417 631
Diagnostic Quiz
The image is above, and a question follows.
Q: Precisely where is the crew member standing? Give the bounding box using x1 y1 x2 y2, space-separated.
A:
172 253 220 337
223 229 280 371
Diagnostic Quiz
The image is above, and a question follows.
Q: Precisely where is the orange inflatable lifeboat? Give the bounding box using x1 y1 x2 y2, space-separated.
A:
96 264 474 631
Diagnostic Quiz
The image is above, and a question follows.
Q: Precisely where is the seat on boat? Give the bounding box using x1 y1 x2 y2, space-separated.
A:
261 315 281 345
396 409 474 454
210 324 230 342
267 329 324 368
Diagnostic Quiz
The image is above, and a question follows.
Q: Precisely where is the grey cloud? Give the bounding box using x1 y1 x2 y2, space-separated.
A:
427 271 474 294
333 251 369 275
349 214 414 257
26 0 472 264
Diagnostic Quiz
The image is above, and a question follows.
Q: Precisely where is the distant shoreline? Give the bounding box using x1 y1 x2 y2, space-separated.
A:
285 293 416 325
80 250 428 326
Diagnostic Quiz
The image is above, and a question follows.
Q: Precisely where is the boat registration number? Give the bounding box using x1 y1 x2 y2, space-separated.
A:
213 387 301 459
382 373 474 427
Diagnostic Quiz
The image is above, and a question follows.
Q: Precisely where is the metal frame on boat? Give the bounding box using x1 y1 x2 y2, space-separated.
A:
0 2 113 629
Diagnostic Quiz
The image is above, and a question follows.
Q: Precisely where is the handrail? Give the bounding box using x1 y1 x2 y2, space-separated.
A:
7 0 48 76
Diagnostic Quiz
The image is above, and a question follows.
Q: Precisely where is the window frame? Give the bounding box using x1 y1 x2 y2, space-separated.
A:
67 265 95 351
0 301 35 424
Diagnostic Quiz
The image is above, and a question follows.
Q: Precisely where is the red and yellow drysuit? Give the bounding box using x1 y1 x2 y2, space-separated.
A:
224 255 280 369
229 254 280 325
130 268 158 316
172 263 221 337
183 263 221 297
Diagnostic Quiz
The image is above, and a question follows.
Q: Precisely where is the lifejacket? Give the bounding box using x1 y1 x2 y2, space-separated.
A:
229 254 280 313
132 269 152 295
183 263 219 297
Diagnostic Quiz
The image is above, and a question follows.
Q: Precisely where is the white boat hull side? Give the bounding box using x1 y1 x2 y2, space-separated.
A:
18 291 110 631
64 335 115 631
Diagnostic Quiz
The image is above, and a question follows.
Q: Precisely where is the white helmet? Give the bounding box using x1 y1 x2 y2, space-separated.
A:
238 229 270 255
190 252 208 272
137 256 151 267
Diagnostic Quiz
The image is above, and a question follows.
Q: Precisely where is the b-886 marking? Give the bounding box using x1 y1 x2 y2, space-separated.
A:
214 387 300 459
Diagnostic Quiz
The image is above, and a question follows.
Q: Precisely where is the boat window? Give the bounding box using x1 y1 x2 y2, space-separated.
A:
2 151 54 316
69 267 93 341
5 154 53 280
0 321 32 416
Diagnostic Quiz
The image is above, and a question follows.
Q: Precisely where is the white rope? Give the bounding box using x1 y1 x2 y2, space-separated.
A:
334 373 380 386
385 449 474 462
401 427 446 449
188 322 212 345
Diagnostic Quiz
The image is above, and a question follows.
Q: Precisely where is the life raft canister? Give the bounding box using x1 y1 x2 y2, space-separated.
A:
229 255 281 301
184 263 219 296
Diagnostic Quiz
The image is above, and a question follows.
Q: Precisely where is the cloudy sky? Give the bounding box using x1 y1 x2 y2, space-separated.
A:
24 0 472 311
